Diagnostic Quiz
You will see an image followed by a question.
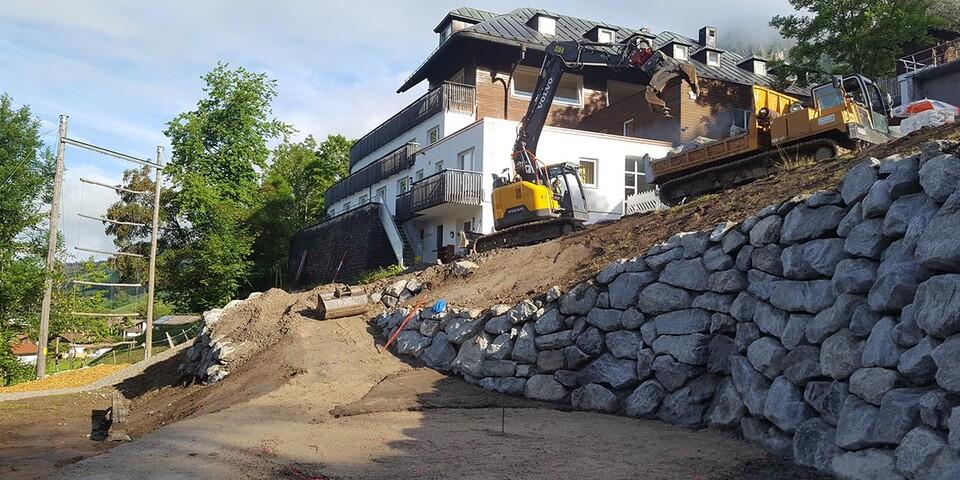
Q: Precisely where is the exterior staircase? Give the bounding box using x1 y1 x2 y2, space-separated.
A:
394 218 417 267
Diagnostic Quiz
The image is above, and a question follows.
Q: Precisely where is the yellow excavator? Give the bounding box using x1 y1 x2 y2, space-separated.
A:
475 34 700 253
649 74 894 203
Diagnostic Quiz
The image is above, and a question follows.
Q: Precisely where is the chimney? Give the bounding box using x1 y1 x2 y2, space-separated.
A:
699 26 717 47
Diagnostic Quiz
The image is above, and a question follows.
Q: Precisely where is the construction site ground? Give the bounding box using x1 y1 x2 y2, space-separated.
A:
2 124 956 479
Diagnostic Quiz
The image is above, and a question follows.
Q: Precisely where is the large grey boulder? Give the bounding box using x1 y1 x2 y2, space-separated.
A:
932 335 960 392
893 305 923 347
730 355 771 416
395 330 432 356
536 349 564 372
869 240 926 312
881 154 921 199
420 332 457 369
851 304 884 338
806 191 844 208
637 283 693 315
605 330 640 359
660 258 710 291
559 282 599 315
621 308 645 330
576 326 605 356
722 228 748 254
782 238 848 280
564 345 592 370
443 316 483 344
914 275 960 338
863 317 906 368
896 426 960 480
608 271 658 309
652 355 705 392
657 375 720 426
692 292 735 313
793 418 840 472
534 309 564 335
645 246 684 271
711 221 738 242
782 313 810 350
951 406 960 450
874 388 926 446
511 323 538 363
506 300 538 324
703 246 734 271
585 308 622 332
706 378 746 427
485 333 513 360
750 215 782 246
579 353 639 389
652 334 710 365
741 417 793 453
840 157 881 205
883 193 927 237
770 279 837 314
736 322 762 353
596 259 627 285
653 309 711 335
862 179 893 218
850 368 903 405
710 312 736 335
753 300 789 339
804 380 848 426
707 334 736 375
534 330 573 350
812 295 871 344
838 202 863 237
736 245 755 271
524 375 567 402
571 383 618 413
484 315 512 335
747 337 787 379
679 231 712 258
708 269 747 293
478 376 526 396
747 269 782 301
624 380 667 418
821 329 866 380
832 449 906 480
452 335 486 377
919 153 960 202
752 244 784 275
636 347 656 379
898 336 941 385
782 204 846 244
480 360 518 377
904 196 940 250
917 192 960 271
919 391 953 430
640 321 657 347
730 291 761 322
846 218 891 259
763 376 816 432
836 394 881 449
782 345 821 386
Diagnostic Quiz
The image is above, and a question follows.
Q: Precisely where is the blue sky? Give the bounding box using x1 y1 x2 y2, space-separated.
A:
0 0 794 257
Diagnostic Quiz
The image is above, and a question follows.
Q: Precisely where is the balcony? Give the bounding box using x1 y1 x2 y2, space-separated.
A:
324 142 418 207
349 82 476 169
899 39 960 74
396 169 483 222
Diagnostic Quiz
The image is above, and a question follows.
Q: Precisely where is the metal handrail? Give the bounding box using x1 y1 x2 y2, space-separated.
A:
900 39 960 73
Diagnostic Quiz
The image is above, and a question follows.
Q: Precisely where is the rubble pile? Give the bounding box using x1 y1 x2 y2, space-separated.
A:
375 139 960 480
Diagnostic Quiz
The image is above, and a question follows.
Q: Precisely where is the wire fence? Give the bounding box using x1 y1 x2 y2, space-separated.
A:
47 323 200 371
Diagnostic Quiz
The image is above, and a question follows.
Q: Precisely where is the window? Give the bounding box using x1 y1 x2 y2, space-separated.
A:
457 148 474 171
706 51 721 66
579 158 597 187
375 186 387 201
673 44 689 61
428 126 440 144
415 169 424 181
512 66 582 107
732 109 751 131
536 15 556 36
358 194 368 204
439 23 452 45
598 28 615 44
435 161 444 173
624 156 652 199
397 177 409 194
622 118 635 136
755 61 767 76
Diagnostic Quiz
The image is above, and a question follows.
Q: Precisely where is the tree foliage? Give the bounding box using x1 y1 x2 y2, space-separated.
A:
103 166 173 284
161 63 292 310
771 0 944 85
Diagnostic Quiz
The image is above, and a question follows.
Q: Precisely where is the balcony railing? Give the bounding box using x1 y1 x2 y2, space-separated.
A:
900 39 960 74
349 82 476 169
395 169 483 222
324 142 418 207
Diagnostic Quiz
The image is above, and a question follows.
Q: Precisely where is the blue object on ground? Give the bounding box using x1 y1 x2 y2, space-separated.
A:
432 299 447 313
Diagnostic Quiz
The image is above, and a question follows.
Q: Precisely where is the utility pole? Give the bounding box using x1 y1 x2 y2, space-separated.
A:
37 115 68 379
144 146 163 358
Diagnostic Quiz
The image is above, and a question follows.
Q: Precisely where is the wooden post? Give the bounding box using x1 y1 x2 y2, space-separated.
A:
144 146 163 358
165 331 175 349
36 115 68 379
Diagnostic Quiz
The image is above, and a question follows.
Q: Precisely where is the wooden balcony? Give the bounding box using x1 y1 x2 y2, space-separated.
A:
395 169 483 222
349 82 476 169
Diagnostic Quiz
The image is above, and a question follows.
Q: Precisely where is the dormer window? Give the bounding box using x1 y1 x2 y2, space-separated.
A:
439 23 452 45
706 51 721 66
737 57 768 75
598 28 615 43
674 45 689 61
755 61 767 76
529 13 557 37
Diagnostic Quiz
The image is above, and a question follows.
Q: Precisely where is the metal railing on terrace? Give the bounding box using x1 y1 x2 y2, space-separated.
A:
324 142 418 207
396 169 483 221
900 39 960 74
348 82 476 169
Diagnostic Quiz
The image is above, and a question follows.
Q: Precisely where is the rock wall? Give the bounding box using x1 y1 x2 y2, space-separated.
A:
374 140 960 480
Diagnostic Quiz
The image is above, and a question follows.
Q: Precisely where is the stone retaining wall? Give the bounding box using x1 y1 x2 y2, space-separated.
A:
374 140 960 480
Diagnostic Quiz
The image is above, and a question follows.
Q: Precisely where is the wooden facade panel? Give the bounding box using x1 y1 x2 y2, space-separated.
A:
474 68 607 128
677 78 754 143
577 78 683 144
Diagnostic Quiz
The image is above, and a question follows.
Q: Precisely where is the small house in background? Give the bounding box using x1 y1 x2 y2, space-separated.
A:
895 28 960 106
123 319 148 339
56 333 110 358
10 335 39 365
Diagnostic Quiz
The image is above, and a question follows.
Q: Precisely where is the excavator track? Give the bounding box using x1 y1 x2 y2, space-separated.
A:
474 218 583 254
657 138 843 205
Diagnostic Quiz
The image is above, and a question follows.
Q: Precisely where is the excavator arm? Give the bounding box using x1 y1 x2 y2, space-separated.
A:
512 34 700 184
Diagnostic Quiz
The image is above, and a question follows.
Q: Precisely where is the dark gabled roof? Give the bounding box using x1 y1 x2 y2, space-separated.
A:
402 7 808 96
433 6 497 33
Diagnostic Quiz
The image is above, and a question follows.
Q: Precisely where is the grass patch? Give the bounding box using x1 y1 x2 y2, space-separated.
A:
357 264 405 284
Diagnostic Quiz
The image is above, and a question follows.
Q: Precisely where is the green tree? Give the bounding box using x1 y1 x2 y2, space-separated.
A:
161 63 291 310
247 135 352 289
771 0 944 85
103 166 172 285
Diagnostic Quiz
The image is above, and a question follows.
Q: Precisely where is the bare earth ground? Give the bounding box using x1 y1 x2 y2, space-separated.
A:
7 127 954 479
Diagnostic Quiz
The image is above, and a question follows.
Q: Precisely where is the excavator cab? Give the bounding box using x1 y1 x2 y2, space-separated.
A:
490 163 587 231
547 162 589 222
811 74 891 137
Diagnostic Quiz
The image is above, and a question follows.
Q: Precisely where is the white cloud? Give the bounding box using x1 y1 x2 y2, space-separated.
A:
60 162 123 262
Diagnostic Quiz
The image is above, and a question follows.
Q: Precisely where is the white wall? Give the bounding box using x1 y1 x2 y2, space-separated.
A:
16 354 37 365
